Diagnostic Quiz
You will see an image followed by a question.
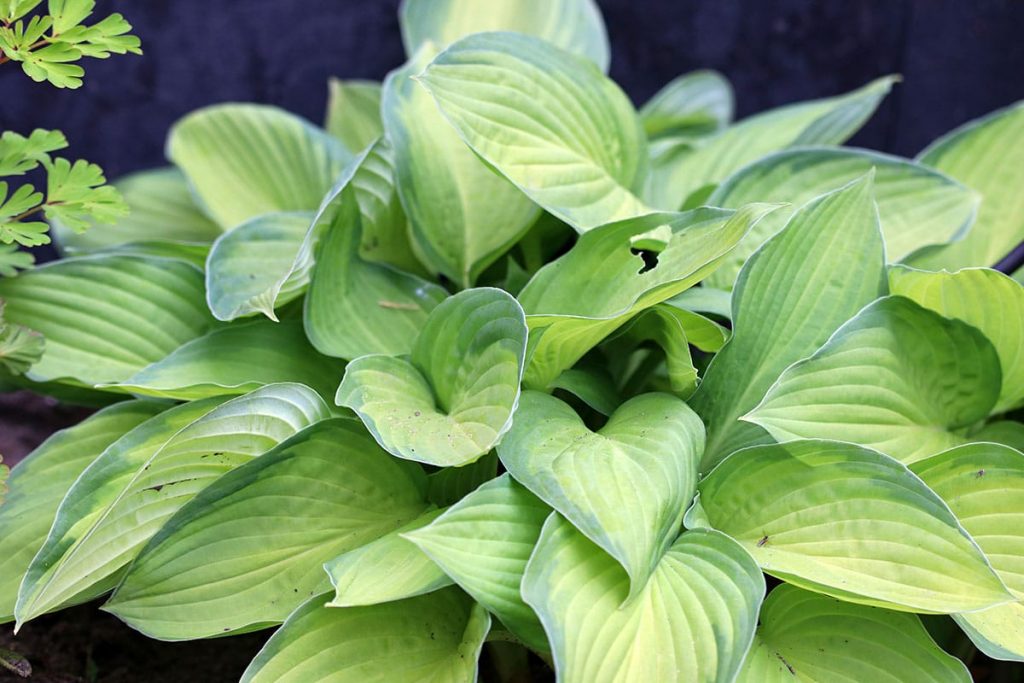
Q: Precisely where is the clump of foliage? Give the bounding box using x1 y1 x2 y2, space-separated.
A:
2 0 1024 681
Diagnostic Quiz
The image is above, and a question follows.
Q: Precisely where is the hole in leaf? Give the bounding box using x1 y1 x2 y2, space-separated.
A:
630 247 660 274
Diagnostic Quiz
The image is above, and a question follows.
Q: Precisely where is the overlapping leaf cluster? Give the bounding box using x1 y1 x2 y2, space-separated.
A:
1 1 1023 681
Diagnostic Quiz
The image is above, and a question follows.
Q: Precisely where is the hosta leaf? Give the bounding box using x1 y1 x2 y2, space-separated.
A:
911 443 1024 661
241 588 490 683
419 32 649 232
106 419 429 640
640 70 734 139
746 297 1000 463
704 147 978 289
692 174 886 468
909 100 1024 270
205 212 313 321
649 76 895 210
325 507 451 608
0 300 43 375
337 288 527 467
400 0 609 71
404 474 550 651
890 265 1024 412
325 79 383 152
499 392 702 595
0 400 164 622
523 516 764 683
383 45 539 286
603 304 700 397
736 584 969 682
304 143 448 359
15 384 329 626
518 204 775 389
108 319 346 401
52 167 221 252
0 254 213 387
974 421 1024 452
548 365 620 416
690 439 1011 613
167 104 350 229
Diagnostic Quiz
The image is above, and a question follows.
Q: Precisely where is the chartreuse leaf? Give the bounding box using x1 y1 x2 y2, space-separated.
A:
690 439 1012 613
108 320 346 401
325 507 451 608
746 297 1000 463
0 400 164 622
337 288 527 467
648 76 895 210
241 588 490 683
400 0 609 71
52 167 221 252
106 419 430 640
909 101 1024 270
167 104 350 229
305 143 448 359
975 421 1024 452
204 212 312 321
603 304 701 397
518 204 775 389
640 70 733 140
890 265 1024 412
15 384 329 626
523 515 764 683
419 32 649 232
692 175 886 468
911 443 1024 661
0 254 214 387
383 45 539 287
498 392 702 596
404 474 551 651
325 79 383 152
548 365 621 416
704 148 978 289
735 584 970 682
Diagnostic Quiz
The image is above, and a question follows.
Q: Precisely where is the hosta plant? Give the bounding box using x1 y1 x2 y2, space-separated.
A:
2 1 1024 681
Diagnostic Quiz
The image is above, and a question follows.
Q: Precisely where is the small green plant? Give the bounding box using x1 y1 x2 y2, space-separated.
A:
1 0 1023 681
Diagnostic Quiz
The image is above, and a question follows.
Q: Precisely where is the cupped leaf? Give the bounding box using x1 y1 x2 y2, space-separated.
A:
325 507 452 608
0 400 164 622
52 167 221 252
419 32 649 232
911 443 1024 661
16 384 330 626
523 515 764 683
518 204 776 389
167 104 350 229
400 0 609 71
205 212 313 321
304 143 448 360
105 419 429 640
704 147 978 289
337 288 527 467
648 76 895 210
499 392 702 595
909 100 1024 270
325 78 383 152
692 174 887 468
691 439 1011 613
640 70 734 139
0 254 214 387
383 45 539 286
241 588 490 683
404 474 551 651
602 304 700 397
736 584 969 682
890 265 1024 412
108 319 346 401
746 296 1001 463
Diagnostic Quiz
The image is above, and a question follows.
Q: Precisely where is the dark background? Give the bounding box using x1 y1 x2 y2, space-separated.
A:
2 0 1024 182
